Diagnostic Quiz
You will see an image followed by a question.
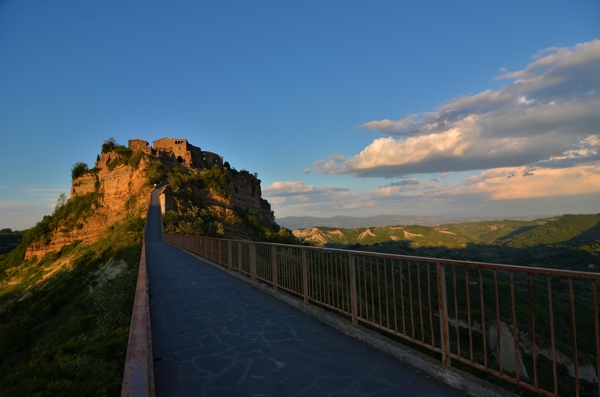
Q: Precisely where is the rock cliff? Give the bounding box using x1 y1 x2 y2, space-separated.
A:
160 168 276 240
25 152 152 259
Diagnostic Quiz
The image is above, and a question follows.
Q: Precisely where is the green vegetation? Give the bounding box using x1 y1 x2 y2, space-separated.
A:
500 214 600 247
71 162 89 180
234 206 298 244
0 214 144 397
100 137 119 154
163 206 225 237
146 160 232 200
100 138 145 171
300 215 600 271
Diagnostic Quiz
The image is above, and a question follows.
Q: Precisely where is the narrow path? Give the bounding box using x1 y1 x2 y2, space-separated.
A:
146 189 469 397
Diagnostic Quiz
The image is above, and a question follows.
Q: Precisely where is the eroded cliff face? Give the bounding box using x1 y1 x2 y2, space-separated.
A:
228 171 274 224
163 169 275 240
25 153 152 259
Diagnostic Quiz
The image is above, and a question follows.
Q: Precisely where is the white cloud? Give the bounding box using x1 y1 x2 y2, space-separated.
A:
316 40 600 178
270 162 600 219
264 181 349 197
461 163 600 200
360 118 417 132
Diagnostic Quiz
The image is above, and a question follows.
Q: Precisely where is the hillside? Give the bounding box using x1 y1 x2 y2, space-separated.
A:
0 137 284 396
294 225 473 248
293 215 600 271
0 140 151 395
292 220 551 248
498 214 600 247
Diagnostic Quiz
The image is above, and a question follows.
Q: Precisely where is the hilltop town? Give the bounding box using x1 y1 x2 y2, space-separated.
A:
128 137 223 169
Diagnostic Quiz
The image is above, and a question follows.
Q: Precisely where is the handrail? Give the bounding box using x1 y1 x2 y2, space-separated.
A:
165 234 600 397
121 192 155 397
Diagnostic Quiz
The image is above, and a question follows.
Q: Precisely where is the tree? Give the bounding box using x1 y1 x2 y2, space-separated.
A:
55 193 67 210
71 162 89 180
101 137 117 153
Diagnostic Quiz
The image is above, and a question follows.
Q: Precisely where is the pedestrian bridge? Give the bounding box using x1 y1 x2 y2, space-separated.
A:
120 188 600 397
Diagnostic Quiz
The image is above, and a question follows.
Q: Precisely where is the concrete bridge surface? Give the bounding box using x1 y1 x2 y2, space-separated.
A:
146 190 470 397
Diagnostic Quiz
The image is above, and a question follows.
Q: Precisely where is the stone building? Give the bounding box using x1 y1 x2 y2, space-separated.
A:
128 138 152 154
128 137 223 169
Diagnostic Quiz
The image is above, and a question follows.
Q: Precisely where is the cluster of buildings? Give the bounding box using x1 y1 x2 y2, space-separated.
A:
128 137 223 169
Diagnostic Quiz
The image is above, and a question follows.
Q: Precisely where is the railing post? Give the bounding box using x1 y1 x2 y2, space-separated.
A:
349 253 358 326
250 243 257 280
218 239 222 264
302 248 308 304
228 241 232 270
272 245 278 290
210 239 214 261
238 241 242 274
436 262 451 368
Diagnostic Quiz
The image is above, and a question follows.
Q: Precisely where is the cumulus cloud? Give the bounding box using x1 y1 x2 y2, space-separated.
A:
460 163 600 200
316 40 600 178
301 168 312 174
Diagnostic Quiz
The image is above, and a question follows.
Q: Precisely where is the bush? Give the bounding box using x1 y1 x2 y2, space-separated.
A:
101 138 117 153
201 166 231 200
71 162 89 180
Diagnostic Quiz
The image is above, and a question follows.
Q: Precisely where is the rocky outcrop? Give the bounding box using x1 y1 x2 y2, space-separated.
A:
228 171 274 224
487 322 529 378
447 317 598 383
292 228 347 245
25 153 152 259
161 170 275 240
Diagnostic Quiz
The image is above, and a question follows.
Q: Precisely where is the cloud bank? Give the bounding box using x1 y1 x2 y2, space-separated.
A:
315 40 600 178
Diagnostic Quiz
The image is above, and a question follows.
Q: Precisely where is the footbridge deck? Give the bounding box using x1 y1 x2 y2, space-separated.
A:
142 189 472 396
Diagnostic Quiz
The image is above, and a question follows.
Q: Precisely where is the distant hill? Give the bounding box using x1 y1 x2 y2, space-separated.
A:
278 214 547 230
292 214 600 271
0 229 21 255
499 214 600 247
292 215 600 250
292 221 545 249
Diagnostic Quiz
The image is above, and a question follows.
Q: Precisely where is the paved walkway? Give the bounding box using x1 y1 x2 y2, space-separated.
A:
146 189 469 397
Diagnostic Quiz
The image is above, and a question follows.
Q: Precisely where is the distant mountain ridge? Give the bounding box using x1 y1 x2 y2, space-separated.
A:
278 214 548 230
291 214 600 251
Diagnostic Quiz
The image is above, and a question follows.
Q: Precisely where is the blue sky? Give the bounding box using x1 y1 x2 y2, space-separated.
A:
1 1 599 230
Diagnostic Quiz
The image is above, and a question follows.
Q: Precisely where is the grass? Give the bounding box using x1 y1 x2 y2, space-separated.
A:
0 213 144 397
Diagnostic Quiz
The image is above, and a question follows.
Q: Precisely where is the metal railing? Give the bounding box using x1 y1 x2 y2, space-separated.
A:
165 234 600 397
